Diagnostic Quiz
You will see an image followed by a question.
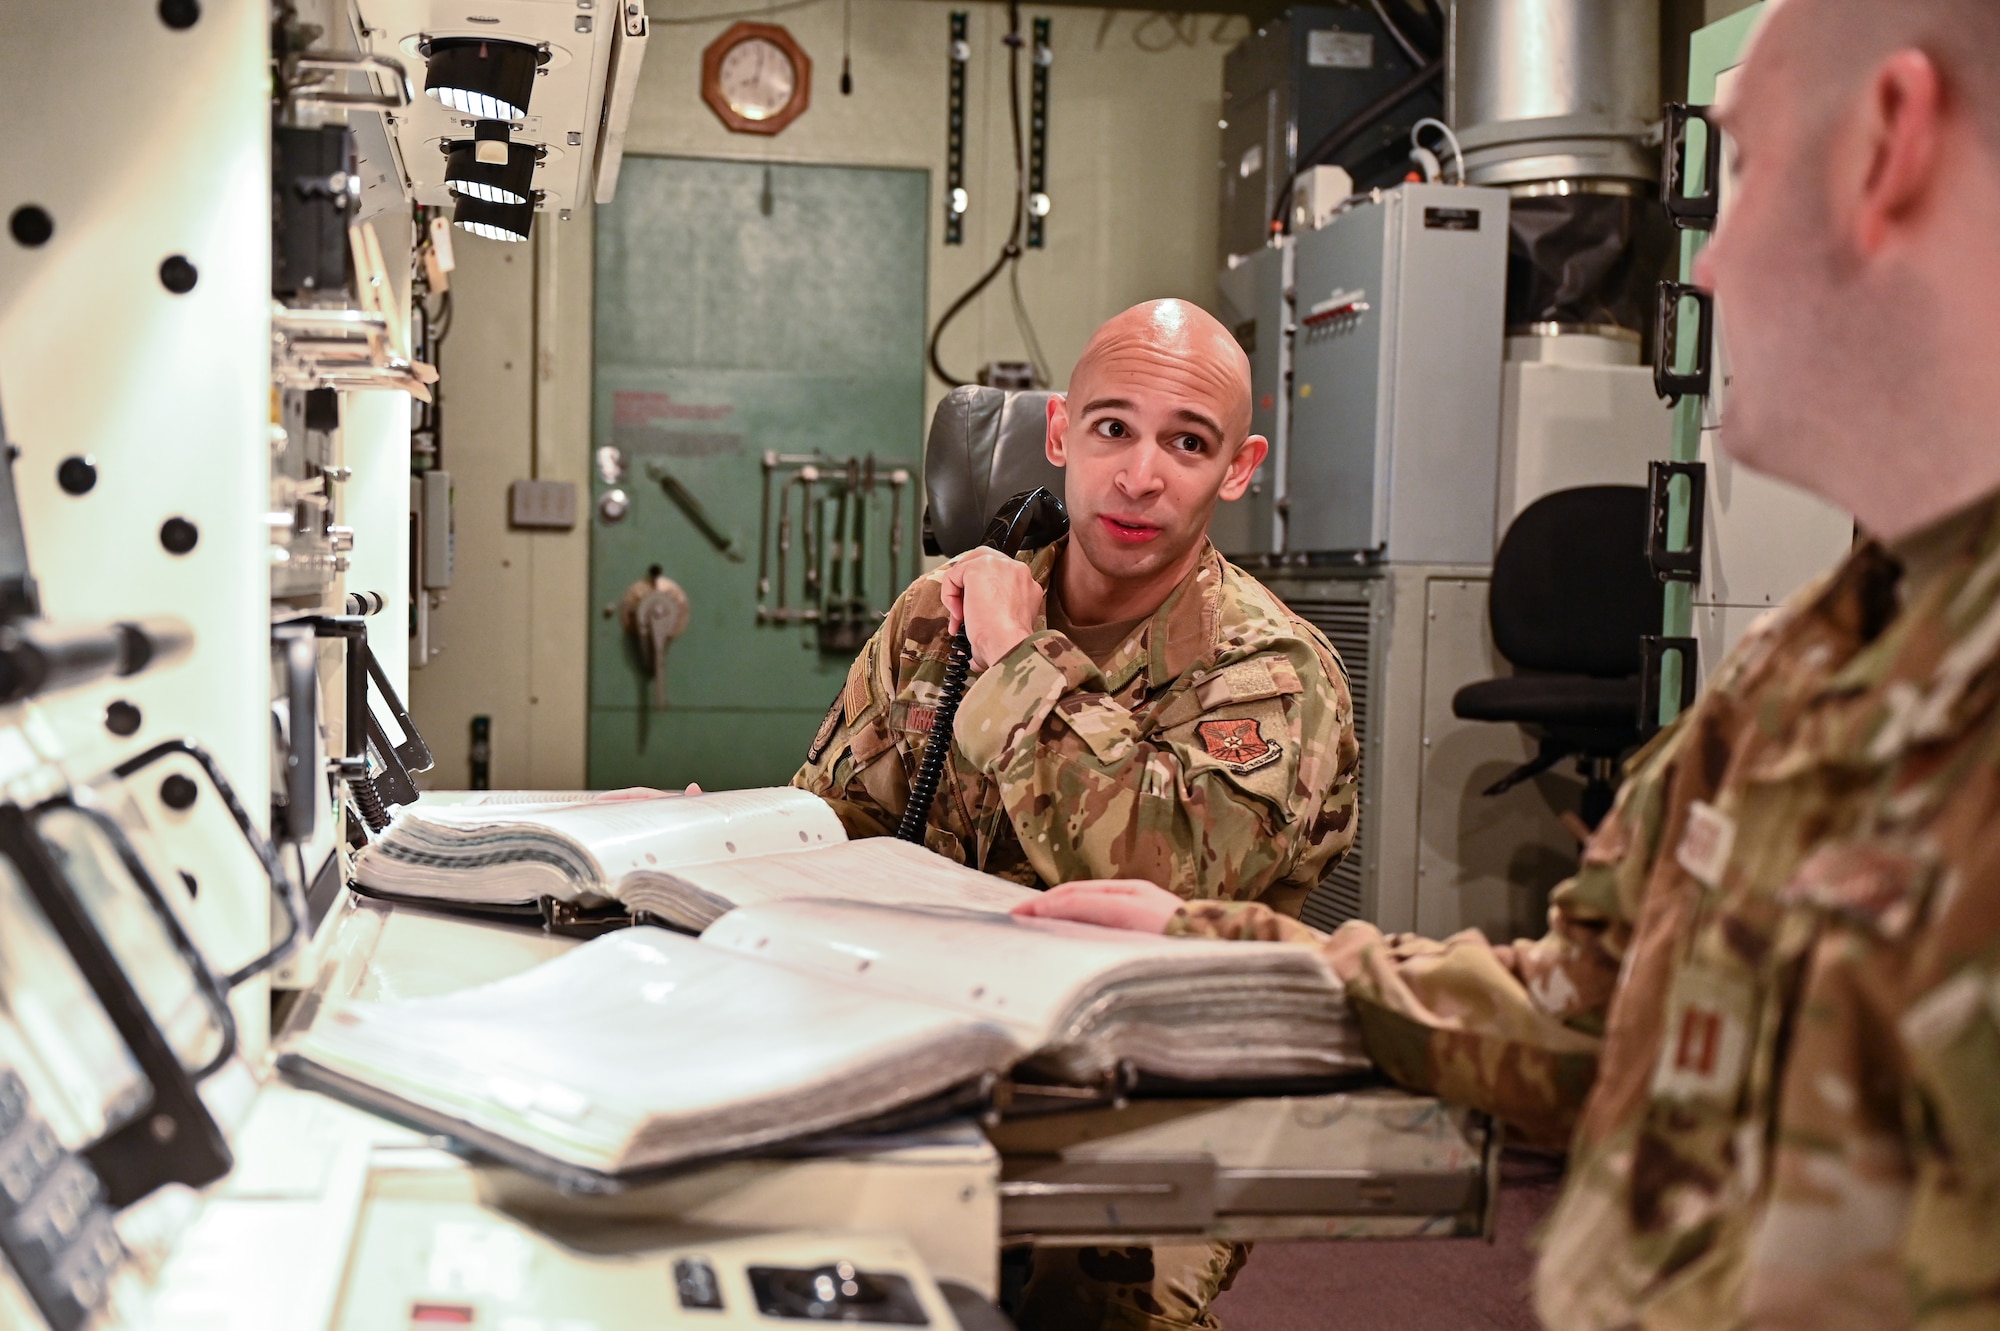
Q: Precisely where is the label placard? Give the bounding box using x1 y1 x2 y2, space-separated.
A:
1307 30 1374 69
1423 207 1480 231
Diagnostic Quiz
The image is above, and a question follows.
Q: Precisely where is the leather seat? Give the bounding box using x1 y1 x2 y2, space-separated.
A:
923 386 1064 557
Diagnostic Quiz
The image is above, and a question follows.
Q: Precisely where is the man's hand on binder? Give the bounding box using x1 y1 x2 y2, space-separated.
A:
1013 879 1183 934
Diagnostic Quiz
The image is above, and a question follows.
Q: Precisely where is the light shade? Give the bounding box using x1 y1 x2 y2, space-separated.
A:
453 195 534 243
446 122 538 204
424 38 541 121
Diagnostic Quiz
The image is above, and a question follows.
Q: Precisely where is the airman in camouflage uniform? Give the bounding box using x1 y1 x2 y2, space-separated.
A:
1024 2 2000 1323
791 536 1358 902
793 299 1360 1331
1167 495 2000 1326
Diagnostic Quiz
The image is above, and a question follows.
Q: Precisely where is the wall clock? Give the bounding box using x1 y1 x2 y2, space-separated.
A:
701 21 812 135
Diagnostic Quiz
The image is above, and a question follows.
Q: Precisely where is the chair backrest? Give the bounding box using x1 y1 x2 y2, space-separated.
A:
1490 485 1662 678
924 386 1065 557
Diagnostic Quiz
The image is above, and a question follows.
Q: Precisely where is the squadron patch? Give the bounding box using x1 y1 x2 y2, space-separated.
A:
807 696 843 763
1195 718 1279 773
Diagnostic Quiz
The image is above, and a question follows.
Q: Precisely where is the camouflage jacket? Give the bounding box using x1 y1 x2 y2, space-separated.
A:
792 538 1359 901
1172 492 2000 1328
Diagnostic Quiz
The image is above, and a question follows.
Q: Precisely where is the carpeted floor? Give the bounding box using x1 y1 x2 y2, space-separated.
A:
1211 1153 1567 1331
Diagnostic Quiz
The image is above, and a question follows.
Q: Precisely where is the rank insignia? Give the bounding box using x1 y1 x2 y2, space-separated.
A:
1195 718 1279 772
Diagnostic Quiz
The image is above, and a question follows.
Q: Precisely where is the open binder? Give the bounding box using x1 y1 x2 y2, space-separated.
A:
277 899 1369 1192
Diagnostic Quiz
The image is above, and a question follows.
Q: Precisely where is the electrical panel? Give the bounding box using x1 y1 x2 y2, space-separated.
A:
1286 184 1509 563
1219 4 1442 264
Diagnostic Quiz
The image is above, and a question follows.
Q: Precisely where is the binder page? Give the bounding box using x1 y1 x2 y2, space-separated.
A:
355 788 845 902
282 927 1022 1173
419 790 602 809
699 898 1338 1051
623 839 1038 923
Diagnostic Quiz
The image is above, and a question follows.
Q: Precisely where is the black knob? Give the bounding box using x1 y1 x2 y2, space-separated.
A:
104 700 142 737
160 774 198 811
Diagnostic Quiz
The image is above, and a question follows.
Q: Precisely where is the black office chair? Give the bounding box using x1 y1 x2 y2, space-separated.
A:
923 386 1064 557
1452 485 1662 829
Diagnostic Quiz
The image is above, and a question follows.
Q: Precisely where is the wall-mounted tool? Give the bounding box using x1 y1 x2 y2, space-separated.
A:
618 568 690 709
643 459 744 562
757 452 914 655
897 487 1067 843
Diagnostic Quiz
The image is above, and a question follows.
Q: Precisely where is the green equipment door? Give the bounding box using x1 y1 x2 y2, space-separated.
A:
590 156 929 790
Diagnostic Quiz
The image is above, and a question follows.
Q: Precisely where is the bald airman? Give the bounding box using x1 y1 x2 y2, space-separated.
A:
792 299 1362 1329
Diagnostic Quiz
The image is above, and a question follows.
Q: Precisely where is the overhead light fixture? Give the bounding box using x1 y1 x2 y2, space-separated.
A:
423 37 544 121
453 195 535 243
445 121 540 204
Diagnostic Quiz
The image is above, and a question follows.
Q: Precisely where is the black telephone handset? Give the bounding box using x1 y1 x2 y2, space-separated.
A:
896 487 1068 844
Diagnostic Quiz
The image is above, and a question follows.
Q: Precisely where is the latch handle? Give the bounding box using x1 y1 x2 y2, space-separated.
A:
1647 460 1707 583
1653 280 1714 404
1640 636 1700 735
1663 103 1722 230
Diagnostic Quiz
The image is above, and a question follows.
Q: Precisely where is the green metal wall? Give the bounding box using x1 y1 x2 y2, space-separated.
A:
589 156 930 790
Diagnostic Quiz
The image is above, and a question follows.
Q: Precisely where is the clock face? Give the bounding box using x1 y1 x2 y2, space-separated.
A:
701 22 811 135
718 37 796 122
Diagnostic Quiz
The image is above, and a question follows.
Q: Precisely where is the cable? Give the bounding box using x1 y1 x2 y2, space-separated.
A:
927 0 1039 389
840 0 853 93
1009 261 1050 388
649 0 824 25
1270 56 1444 231
1367 0 1425 67
1410 116 1465 184
896 631 971 842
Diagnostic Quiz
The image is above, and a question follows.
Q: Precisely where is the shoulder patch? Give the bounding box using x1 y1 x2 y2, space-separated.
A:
807 695 843 764
1195 718 1281 773
1194 657 1303 710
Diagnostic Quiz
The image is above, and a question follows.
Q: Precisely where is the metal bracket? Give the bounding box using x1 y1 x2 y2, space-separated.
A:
1639 636 1700 735
309 617 434 828
944 13 969 245
1653 280 1714 405
288 53 414 110
1662 103 1720 231
1647 460 1706 583
1027 17 1051 249
1000 1157 1217 1233
0 803 235 1208
111 740 305 988
271 623 320 845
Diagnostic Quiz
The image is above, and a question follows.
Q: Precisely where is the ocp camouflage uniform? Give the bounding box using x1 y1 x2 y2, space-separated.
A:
792 538 1359 901
1170 492 2000 1328
793 537 1359 1331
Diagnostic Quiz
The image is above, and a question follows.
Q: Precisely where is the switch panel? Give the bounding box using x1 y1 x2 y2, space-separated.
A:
508 479 577 531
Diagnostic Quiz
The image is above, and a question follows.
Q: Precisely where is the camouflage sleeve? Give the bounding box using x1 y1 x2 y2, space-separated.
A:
1334 725 1687 1145
1152 728 1685 1147
1166 900 1326 944
953 628 1356 901
1742 836 2000 1322
1896 960 2000 1324
790 591 909 843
